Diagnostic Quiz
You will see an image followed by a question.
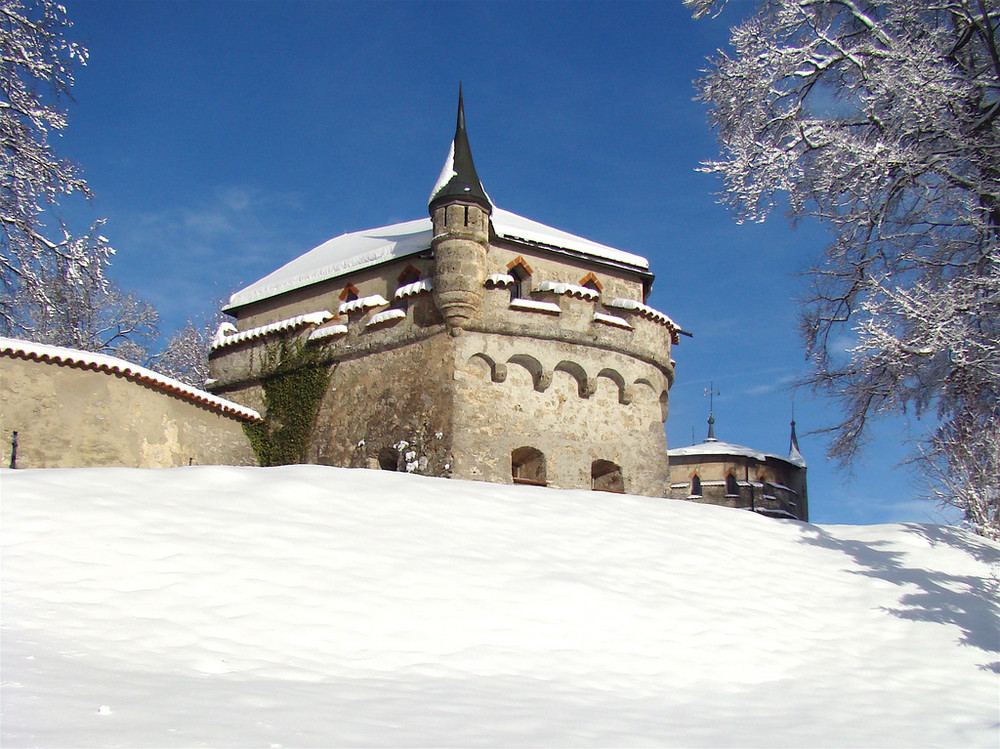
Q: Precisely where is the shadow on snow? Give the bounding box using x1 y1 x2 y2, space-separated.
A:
799 522 1000 673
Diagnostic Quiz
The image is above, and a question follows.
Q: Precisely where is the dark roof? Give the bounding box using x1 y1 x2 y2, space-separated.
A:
428 87 492 214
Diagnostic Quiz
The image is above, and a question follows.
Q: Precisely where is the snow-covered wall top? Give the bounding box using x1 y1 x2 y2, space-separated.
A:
210 312 333 353
226 208 649 311
0 337 262 422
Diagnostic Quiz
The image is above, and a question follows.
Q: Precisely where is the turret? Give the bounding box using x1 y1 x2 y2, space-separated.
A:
430 87 492 334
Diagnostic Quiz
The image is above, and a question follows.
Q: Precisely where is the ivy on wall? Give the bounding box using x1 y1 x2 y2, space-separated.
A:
243 338 332 466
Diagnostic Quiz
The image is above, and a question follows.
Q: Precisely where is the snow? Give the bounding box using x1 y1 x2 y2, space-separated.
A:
366 308 406 327
306 323 348 342
534 280 600 300
393 278 432 299
209 311 333 352
0 337 261 422
2 465 997 748
593 311 633 329
606 297 678 329
670 439 806 470
338 294 388 315
428 139 457 205
485 273 515 287
509 298 562 314
226 208 648 310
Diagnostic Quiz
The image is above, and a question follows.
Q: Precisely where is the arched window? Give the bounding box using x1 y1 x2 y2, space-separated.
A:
690 474 702 497
507 258 532 301
378 447 399 471
592 460 624 493
725 473 739 497
340 284 359 303
511 446 546 486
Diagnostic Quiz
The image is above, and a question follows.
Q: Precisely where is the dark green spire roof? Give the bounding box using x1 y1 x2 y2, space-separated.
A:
429 87 492 214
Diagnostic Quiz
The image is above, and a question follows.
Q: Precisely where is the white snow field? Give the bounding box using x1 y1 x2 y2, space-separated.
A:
2 465 998 748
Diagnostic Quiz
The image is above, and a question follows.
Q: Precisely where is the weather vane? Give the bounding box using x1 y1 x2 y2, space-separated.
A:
704 381 720 441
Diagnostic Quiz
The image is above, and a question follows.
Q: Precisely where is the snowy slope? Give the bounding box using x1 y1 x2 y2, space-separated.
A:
2 466 997 748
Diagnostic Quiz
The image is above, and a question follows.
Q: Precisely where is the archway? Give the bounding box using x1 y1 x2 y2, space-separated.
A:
511 446 546 486
591 460 624 493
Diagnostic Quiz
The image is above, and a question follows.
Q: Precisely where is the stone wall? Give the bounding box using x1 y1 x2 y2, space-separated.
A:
451 331 670 495
0 355 257 469
310 332 456 474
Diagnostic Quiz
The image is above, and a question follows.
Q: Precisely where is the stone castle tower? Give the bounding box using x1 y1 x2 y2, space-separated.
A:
208 92 681 496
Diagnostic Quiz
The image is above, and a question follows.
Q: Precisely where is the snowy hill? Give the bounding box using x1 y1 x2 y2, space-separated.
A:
2 466 997 748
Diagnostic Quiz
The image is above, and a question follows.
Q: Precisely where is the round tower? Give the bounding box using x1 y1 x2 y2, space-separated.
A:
429 88 492 333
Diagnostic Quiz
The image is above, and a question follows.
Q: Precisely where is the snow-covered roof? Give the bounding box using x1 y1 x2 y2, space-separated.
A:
226 207 649 311
669 439 804 469
0 337 262 422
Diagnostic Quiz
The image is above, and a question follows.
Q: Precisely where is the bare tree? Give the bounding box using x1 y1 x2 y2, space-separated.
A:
1 0 156 355
691 0 999 537
155 316 219 389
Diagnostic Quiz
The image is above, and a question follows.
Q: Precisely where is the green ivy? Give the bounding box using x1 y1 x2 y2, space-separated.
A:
243 338 332 466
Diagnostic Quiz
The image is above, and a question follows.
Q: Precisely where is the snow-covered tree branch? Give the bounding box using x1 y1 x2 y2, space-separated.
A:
692 0 999 538
1 0 156 356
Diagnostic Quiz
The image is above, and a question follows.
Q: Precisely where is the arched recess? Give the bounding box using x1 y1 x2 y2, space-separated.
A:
597 368 630 404
592 460 624 493
725 473 739 497
691 474 702 496
466 353 507 383
554 360 594 398
378 446 399 471
511 446 546 486
508 354 551 392
659 390 669 422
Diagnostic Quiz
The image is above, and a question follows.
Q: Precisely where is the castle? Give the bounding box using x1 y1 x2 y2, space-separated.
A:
667 414 809 521
1 92 809 519
207 92 681 496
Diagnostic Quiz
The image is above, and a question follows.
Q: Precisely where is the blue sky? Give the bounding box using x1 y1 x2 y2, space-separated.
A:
54 0 951 526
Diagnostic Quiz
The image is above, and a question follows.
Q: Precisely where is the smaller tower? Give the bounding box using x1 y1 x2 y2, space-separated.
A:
430 87 492 333
787 416 809 521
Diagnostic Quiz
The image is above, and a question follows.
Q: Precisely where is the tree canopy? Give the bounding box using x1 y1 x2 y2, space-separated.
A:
691 0 999 537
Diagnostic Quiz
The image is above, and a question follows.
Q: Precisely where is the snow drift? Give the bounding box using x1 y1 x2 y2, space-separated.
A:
2 465 997 747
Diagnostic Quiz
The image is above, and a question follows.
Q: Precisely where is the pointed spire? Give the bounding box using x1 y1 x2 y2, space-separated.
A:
429 85 492 214
706 412 717 442
788 416 806 467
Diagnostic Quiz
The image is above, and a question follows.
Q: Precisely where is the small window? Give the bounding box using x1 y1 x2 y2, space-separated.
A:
592 460 624 493
378 447 399 471
397 266 421 286
340 284 360 303
579 272 603 293
725 474 739 496
509 264 530 301
512 446 546 486
691 475 702 497
507 257 533 301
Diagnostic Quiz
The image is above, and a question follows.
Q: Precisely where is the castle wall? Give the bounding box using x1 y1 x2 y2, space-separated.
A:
0 355 256 469
309 332 456 474
450 331 670 496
